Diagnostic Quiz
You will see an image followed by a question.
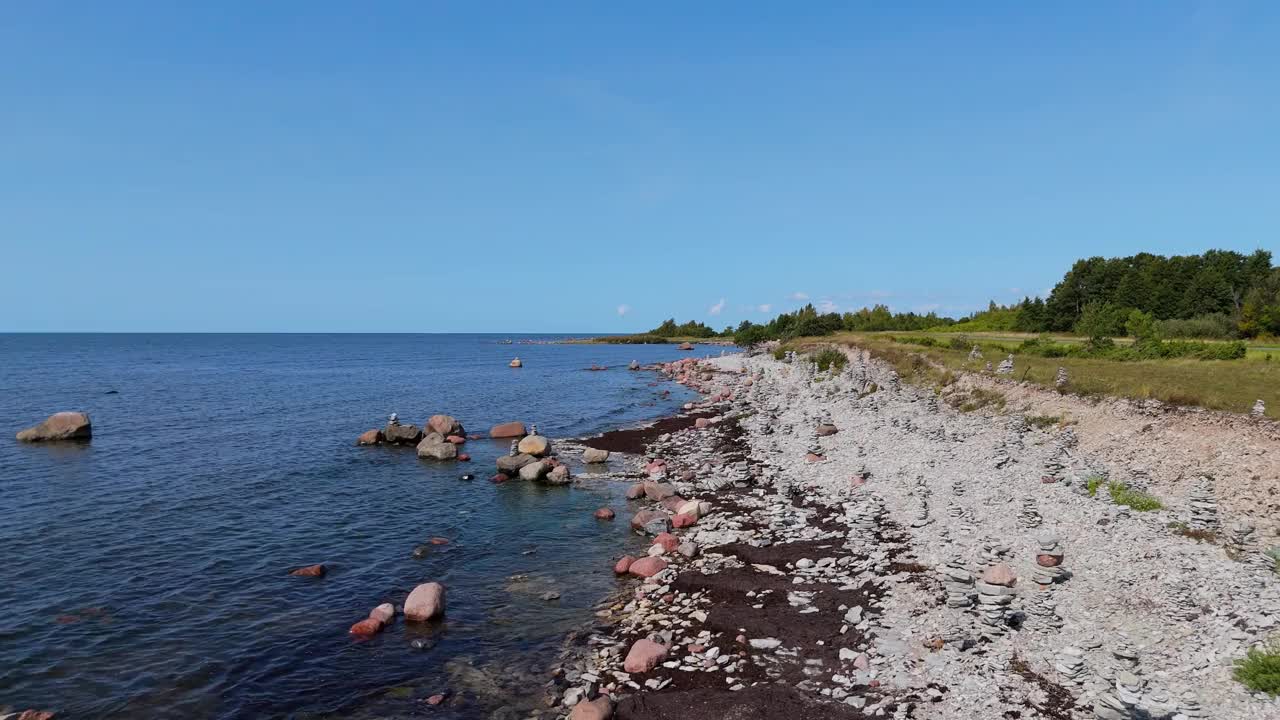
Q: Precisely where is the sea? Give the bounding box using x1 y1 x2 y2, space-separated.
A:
0 334 715 719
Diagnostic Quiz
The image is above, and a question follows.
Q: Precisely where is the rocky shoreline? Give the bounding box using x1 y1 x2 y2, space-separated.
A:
545 349 1280 720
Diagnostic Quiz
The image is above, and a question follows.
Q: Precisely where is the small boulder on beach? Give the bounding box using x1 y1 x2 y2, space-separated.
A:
582 447 610 464
623 637 669 672
569 696 614 720
816 423 839 436
16 412 92 442
624 483 646 500
628 556 667 578
613 555 636 574
517 434 552 457
643 481 677 501
404 582 446 621
489 421 527 438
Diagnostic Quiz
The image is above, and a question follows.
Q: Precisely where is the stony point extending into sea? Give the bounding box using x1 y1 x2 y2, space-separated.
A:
541 347 1279 720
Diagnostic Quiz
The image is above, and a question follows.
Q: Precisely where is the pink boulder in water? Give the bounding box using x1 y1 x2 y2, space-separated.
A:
289 564 327 578
594 507 615 520
623 638 669 672
404 582 447 621
16 411 92 442
624 483 646 500
369 603 395 624
427 414 465 437
628 556 667 578
489 421 527 438
349 618 384 636
613 555 636 574
356 429 382 446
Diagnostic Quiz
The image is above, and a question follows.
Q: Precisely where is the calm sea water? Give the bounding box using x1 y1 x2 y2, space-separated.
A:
0 334 710 719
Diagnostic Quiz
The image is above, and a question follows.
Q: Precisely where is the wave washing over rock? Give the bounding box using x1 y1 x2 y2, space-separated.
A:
549 349 1280 720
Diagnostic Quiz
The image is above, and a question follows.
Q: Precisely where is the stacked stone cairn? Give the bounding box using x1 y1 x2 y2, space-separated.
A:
1025 584 1063 633
939 559 976 608
1178 691 1207 719
910 475 932 527
849 495 888 534
1252 398 1266 418
978 537 1013 569
925 394 940 414
1054 366 1069 389
1111 640 1139 668
1167 579 1200 621
1018 498 1043 529
509 439 519 456
968 345 983 361
996 354 1015 375
1055 646 1087 684
976 563 1017 635
1033 533 1067 586
1127 466 1151 493
1186 476 1219 532
1225 522 1271 571
985 361 993 372
992 438 1013 469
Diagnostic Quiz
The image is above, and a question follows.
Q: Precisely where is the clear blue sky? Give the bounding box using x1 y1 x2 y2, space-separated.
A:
2 2 1276 332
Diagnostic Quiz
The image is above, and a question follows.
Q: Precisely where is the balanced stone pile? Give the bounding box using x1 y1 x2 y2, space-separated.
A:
1127 466 1151 493
1186 476 1219 532
1042 452 1067 483
849 496 888 533
968 345 983 361
1167 581 1200 621
1025 585 1063 633
992 438 1013 469
1018 498 1043 529
976 564 1017 635
1252 398 1266 418
978 537 1013 569
1178 691 1207 719
996 354 1015 375
939 559 976 608
1111 640 1139 668
1055 646 1087 684
1114 671 1145 714
1032 533 1067 585
1093 692 1129 720
1054 366 1069 388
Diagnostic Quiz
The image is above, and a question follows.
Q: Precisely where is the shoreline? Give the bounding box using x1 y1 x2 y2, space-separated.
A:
547 349 1280 719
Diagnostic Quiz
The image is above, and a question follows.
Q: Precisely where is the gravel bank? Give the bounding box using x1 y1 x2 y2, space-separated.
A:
552 350 1280 720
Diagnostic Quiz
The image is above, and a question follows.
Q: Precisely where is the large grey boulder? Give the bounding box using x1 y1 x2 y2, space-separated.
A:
16 412 92 442
384 423 422 445
518 460 551 481
497 453 537 474
416 436 458 460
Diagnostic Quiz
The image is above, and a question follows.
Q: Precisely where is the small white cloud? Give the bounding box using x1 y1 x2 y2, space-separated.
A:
817 299 840 313
757 304 772 313
867 289 891 298
616 304 631 317
789 291 809 301
708 298 726 316
1008 287 1024 296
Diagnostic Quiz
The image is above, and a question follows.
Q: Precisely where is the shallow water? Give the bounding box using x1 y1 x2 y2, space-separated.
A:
0 334 710 718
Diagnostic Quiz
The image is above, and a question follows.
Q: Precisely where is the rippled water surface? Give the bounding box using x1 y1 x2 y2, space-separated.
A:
0 334 709 719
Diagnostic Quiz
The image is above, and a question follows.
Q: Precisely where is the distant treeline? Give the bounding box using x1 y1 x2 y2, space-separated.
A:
730 249 1280 345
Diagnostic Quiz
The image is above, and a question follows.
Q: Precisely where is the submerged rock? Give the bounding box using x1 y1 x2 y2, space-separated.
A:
356 429 383 446
16 412 91 442
594 507 616 520
289 564 326 578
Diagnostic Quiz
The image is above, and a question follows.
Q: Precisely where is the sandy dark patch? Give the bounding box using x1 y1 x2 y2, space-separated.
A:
615 683 872 720
581 412 716 454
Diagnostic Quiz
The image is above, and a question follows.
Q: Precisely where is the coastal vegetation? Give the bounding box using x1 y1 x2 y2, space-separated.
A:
1233 637 1280 696
590 318 733 344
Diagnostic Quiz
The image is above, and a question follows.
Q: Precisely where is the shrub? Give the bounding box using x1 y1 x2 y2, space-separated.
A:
1157 313 1238 339
1026 414 1062 429
1107 482 1163 511
1234 638 1280 696
812 347 848 373
1085 475 1105 497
